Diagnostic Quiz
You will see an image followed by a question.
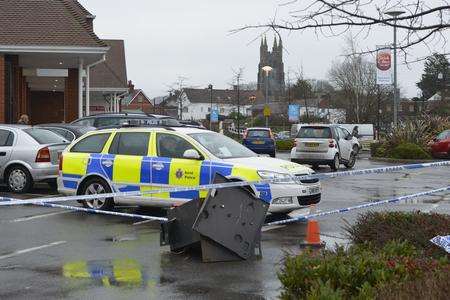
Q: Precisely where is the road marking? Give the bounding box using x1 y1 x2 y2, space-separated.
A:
261 225 286 232
133 219 157 226
7 211 72 223
0 241 66 260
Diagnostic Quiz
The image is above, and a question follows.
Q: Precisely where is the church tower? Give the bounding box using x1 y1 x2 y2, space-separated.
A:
257 36 285 99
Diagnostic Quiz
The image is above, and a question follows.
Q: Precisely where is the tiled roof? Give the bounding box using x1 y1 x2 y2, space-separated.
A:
90 39 127 88
0 0 106 48
122 90 151 106
183 88 258 105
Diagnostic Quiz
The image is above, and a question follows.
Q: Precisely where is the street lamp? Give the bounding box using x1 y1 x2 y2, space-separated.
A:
208 84 213 130
262 65 273 127
384 9 405 127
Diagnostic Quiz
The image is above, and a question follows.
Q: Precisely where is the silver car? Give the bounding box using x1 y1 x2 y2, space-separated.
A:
0 125 69 193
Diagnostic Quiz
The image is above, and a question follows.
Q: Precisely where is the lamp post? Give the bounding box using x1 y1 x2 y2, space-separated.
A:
208 84 213 130
438 72 444 100
262 66 273 127
384 9 405 127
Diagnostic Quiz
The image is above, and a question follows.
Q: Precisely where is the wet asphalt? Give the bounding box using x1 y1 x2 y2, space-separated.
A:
0 153 449 299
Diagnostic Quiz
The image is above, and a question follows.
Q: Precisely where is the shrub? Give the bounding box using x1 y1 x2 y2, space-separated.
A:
345 211 450 257
278 241 445 300
390 142 431 159
277 139 294 151
370 142 390 157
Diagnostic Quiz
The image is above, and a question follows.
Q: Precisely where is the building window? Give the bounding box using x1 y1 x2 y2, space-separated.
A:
137 95 143 103
409 105 414 112
201 107 203 112
183 107 188 113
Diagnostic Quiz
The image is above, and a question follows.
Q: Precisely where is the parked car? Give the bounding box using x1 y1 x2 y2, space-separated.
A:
290 124 360 170
242 127 276 157
58 126 320 214
71 113 181 129
429 129 450 158
35 124 96 141
0 125 69 192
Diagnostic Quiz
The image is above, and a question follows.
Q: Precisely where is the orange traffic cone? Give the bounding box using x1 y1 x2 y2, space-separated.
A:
300 219 325 247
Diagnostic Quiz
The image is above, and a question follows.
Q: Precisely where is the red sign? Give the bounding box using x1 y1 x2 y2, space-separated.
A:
377 52 391 71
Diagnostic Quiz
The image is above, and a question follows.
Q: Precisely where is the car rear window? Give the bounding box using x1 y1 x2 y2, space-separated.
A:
109 132 150 156
247 130 270 138
23 128 66 144
70 133 111 153
298 127 332 139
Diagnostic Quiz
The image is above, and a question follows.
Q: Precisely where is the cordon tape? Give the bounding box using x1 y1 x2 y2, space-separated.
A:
0 160 449 207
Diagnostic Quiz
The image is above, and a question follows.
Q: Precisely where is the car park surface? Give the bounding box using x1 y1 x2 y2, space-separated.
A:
1 154 449 299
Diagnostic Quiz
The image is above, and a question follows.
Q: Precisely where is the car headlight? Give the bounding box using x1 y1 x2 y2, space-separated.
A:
257 171 295 183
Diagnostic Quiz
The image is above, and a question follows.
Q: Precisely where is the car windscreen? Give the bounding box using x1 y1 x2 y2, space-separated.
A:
23 128 67 144
247 130 270 138
298 127 332 139
189 132 255 159
158 118 181 126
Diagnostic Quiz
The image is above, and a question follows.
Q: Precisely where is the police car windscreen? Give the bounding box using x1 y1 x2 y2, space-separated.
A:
189 132 255 159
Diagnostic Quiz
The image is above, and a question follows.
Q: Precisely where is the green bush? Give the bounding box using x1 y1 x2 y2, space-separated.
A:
346 211 450 257
278 241 445 300
276 140 294 151
278 212 450 299
370 142 389 157
390 142 431 159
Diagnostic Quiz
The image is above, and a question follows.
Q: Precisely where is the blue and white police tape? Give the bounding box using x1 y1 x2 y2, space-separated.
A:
0 160 449 207
33 202 169 222
21 186 450 228
430 235 450 253
264 185 450 226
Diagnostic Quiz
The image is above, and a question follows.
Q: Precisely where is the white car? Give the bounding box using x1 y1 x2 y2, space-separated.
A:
58 126 321 214
290 124 359 170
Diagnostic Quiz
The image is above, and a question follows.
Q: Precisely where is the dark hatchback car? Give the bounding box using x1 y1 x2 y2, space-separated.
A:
70 113 180 129
242 127 276 157
36 124 95 141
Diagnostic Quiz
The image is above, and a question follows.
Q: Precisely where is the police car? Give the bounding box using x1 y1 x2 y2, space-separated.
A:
57 126 321 214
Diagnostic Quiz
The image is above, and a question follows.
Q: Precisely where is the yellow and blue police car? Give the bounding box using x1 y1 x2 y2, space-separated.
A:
57 126 321 214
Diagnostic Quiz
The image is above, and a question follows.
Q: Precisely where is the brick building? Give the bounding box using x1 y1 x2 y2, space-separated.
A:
121 81 154 113
0 0 109 124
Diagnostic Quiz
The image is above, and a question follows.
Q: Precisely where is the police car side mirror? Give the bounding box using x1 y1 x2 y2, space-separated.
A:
183 149 201 160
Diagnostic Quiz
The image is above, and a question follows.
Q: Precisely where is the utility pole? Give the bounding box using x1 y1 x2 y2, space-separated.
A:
208 84 213 130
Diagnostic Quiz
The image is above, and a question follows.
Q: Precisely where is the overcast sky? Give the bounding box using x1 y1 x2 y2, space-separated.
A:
79 0 448 98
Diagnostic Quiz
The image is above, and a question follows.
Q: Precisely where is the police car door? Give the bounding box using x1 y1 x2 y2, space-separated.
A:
107 132 151 194
152 132 209 203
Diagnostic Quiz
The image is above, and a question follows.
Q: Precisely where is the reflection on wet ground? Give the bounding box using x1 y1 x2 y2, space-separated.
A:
0 156 449 299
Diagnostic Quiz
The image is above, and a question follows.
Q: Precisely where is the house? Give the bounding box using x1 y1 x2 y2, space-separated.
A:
0 0 110 124
121 81 153 113
88 39 128 115
162 87 258 120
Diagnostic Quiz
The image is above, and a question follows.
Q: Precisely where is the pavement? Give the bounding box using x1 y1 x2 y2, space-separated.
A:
0 153 449 299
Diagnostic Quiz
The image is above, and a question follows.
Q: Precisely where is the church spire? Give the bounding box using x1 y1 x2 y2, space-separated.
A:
273 36 278 50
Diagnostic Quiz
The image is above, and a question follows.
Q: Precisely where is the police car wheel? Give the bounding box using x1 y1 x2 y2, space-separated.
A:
80 178 114 210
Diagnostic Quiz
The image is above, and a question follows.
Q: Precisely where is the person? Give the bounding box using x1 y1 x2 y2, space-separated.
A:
352 126 359 138
17 114 29 125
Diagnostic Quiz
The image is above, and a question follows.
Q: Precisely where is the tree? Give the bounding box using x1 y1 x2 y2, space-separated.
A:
417 53 449 100
235 1 449 60
292 77 313 118
328 37 392 124
167 76 189 120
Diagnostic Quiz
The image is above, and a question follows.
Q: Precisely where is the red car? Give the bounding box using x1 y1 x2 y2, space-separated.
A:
429 130 450 158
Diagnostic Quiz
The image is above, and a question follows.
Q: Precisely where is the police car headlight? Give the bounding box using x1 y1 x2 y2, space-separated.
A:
257 171 295 183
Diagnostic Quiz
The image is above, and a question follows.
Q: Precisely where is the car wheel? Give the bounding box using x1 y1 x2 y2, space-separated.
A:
330 154 339 171
345 152 356 169
6 165 33 193
79 178 114 210
270 151 276 158
47 179 58 190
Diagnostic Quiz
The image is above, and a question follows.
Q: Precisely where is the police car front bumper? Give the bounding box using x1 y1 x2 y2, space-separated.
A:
267 182 321 214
